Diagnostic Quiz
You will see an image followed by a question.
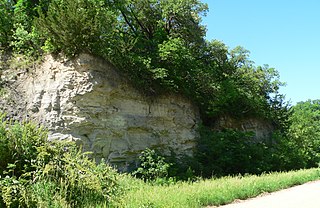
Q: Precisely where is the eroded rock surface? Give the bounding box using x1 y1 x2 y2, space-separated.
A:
213 116 274 140
10 54 200 171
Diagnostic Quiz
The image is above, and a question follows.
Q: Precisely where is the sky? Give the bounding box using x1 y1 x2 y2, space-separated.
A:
201 0 320 104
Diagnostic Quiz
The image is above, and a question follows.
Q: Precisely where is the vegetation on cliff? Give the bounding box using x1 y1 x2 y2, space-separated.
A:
0 0 287 124
1 1 320 207
1 0 319 174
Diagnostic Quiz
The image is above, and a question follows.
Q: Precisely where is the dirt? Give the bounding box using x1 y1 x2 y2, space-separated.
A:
210 180 320 208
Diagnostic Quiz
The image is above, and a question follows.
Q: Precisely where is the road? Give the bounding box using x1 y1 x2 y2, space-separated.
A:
216 180 320 208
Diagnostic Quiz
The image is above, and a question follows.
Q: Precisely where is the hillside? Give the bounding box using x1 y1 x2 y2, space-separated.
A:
1 0 319 177
1 1 320 207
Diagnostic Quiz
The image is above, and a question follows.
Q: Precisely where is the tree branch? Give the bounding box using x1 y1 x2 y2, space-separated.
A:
120 9 138 36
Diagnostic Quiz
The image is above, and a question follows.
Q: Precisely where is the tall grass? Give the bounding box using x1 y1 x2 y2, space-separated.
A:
115 168 320 208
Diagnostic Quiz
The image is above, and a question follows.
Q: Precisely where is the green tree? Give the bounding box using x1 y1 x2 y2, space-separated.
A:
287 100 320 167
107 0 208 94
7 0 46 55
36 0 117 56
0 0 15 48
34 0 286 123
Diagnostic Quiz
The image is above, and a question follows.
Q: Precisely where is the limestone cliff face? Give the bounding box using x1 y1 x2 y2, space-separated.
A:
213 116 274 140
12 54 200 171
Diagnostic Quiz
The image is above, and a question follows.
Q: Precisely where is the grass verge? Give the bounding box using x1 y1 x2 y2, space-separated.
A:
114 168 320 208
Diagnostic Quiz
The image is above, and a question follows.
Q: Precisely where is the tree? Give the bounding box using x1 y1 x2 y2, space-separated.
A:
106 0 209 94
287 100 320 167
26 0 287 124
36 0 117 56
0 0 15 48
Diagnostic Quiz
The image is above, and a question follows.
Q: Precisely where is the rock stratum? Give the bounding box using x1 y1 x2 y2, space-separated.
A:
1 54 200 171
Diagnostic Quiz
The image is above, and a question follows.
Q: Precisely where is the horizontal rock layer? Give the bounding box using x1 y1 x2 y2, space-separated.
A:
14 54 200 171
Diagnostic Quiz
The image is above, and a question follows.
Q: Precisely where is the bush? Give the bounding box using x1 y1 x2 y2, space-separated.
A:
0 114 121 207
0 116 47 178
33 141 120 207
8 0 42 56
133 148 171 182
268 131 308 171
288 100 320 168
196 126 274 177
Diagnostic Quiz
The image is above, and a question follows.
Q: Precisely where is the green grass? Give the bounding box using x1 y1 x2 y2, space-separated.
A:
114 168 320 208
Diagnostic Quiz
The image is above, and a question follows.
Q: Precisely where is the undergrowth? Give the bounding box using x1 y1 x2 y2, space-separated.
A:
0 114 319 208
117 168 320 208
0 114 120 207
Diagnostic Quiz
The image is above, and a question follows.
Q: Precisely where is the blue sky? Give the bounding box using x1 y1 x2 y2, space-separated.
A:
201 0 320 104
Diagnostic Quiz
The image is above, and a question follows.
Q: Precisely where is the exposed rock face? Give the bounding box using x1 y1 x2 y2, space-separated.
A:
213 115 274 140
10 54 200 171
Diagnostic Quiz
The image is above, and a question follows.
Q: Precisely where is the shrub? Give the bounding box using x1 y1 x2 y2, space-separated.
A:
0 116 48 178
133 148 171 182
33 141 120 207
196 126 274 177
0 114 121 207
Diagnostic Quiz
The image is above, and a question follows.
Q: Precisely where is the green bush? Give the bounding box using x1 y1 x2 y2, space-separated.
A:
8 0 42 56
133 148 171 182
268 131 308 171
0 116 47 178
196 126 274 177
289 100 320 167
0 114 121 207
33 142 120 207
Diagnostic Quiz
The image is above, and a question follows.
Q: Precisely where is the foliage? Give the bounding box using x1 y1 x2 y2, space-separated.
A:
32 142 120 207
196 126 274 177
194 99 320 177
0 0 14 48
33 0 286 121
264 100 320 171
133 148 171 182
0 115 48 178
0 0 307 184
9 0 42 56
1 0 288 124
166 153 200 182
287 100 320 167
267 131 307 171
105 0 208 94
205 46 286 120
0 115 120 207
35 0 117 56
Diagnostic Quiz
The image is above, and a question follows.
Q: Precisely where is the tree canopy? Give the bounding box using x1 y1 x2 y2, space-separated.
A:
0 0 287 125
